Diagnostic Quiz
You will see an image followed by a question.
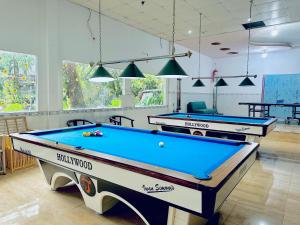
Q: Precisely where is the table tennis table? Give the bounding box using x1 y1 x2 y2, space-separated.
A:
239 102 300 125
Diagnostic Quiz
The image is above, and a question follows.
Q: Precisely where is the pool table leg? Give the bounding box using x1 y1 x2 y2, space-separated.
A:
167 207 221 225
245 135 261 143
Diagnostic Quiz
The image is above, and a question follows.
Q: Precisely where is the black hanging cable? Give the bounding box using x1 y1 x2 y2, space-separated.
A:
171 0 176 55
87 9 95 40
98 0 102 64
198 13 202 77
246 0 253 76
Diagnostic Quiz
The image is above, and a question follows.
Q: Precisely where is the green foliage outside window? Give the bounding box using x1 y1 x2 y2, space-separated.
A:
62 61 123 110
131 74 165 106
0 51 37 112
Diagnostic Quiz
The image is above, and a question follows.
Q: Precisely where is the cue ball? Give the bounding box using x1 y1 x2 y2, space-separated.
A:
159 142 165 147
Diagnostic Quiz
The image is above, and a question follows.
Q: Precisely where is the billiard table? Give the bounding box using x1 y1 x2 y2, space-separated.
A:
10 124 258 225
148 113 277 142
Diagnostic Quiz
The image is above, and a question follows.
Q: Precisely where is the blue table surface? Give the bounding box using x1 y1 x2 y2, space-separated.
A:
32 125 246 180
160 113 270 124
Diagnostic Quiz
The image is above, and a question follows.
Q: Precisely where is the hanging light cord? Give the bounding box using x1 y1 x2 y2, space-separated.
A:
171 0 176 55
87 9 95 40
246 0 253 75
198 13 202 77
98 0 102 64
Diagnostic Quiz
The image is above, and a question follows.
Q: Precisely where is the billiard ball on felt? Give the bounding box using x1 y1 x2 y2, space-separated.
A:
94 130 103 136
158 141 165 147
83 132 91 137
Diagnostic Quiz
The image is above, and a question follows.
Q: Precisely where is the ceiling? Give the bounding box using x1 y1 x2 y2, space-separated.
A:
68 0 300 57
180 21 300 58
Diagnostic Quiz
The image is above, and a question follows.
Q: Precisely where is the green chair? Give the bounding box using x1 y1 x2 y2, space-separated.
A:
187 101 217 114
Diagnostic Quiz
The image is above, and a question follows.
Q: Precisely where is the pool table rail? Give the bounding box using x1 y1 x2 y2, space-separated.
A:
10 130 258 192
148 113 277 137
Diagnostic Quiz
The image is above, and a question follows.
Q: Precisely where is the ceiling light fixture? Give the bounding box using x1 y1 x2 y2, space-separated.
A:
271 28 278 37
193 13 205 87
119 62 145 78
239 0 256 87
228 51 239 55
215 78 228 87
87 0 192 82
89 0 114 83
220 48 231 51
261 50 268 58
157 0 188 78
188 30 192 35
211 42 221 45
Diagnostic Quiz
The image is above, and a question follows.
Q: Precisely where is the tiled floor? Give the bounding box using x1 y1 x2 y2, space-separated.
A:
0 157 299 225
0 130 299 225
260 130 300 161
274 124 300 134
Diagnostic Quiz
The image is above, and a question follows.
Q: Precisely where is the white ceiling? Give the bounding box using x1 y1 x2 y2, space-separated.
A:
68 0 300 57
179 22 300 58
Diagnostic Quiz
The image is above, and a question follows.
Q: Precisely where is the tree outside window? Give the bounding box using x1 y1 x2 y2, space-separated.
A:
131 74 165 106
0 50 37 112
62 61 123 110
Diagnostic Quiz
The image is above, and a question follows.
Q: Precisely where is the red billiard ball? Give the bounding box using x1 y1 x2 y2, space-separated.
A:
94 130 103 136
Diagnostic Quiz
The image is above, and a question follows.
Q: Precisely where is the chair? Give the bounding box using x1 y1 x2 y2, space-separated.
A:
66 119 93 127
187 101 217 114
0 116 36 173
109 115 134 127
0 136 5 175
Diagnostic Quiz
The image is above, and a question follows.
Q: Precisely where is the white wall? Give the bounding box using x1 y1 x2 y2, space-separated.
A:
0 0 212 129
214 48 300 116
168 48 214 113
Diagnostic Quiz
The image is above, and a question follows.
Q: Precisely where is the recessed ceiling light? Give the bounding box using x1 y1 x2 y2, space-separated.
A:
228 52 238 55
211 42 221 45
271 29 278 37
261 50 268 58
188 30 192 35
220 48 230 51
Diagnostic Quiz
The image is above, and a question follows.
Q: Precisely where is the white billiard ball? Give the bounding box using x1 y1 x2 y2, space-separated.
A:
159 141 165 147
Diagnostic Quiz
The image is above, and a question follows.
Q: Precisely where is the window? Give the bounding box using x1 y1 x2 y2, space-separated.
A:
0 50 37 112
63 61 123 110
131 74 165 106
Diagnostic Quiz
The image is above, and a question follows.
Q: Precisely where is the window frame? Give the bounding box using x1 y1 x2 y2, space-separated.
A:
0 50 38 114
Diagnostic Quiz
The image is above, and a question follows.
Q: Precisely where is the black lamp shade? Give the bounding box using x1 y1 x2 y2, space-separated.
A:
119 63 145 79
157 58 188 78
89 65 114 82
215 78 228 87
193 79 205 87
239 77 255 86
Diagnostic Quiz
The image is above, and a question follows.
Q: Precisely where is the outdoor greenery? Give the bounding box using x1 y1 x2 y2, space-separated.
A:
0 54 165 113
63 61 165 109
131 74 164 106
0 50 37 112
63 61 123 109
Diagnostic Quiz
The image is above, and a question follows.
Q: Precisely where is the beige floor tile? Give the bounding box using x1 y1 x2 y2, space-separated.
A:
224 204 284 225
1 154 300 225
283 214 300 225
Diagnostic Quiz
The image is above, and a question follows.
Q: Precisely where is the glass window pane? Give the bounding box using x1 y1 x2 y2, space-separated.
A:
0 50 37 112
131 74 165 107
62 61 123 110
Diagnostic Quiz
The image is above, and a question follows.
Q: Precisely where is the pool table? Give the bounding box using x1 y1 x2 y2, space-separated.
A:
148 113 277 142
10 124 258 225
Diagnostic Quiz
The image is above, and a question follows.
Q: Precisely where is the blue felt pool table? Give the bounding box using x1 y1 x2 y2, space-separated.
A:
148 113 277 142
10 124 258 225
